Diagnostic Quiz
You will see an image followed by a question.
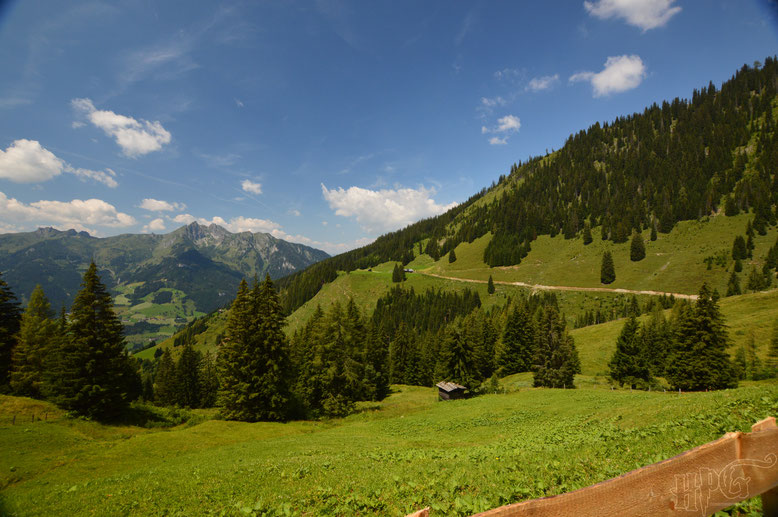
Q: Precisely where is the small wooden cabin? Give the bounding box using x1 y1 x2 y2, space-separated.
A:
436 381 466 400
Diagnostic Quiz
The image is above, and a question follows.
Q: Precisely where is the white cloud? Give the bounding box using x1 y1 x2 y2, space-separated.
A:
0 139 117 187
481 115 521 145
72 98 171 157
321 183 457 234
288 209 301 217
67 166 118 188
480 96 506 108
241 179 262 195
140 198 186 212
527 74 560 92
584 0 681 31
0 139 64 183
0 191 136 232
494 68 520 80
570 55 646 97
235 98 244 108
143 218 166 233
171 213 280 234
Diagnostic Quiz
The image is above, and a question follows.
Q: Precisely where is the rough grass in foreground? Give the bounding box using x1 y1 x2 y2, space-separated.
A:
1 382 776 516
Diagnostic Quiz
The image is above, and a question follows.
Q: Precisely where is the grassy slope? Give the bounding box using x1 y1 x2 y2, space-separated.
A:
571 289 778 376
1 383 776 516
430 213 777 296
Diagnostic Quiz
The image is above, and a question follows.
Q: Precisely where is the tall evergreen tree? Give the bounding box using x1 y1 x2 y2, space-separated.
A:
665 284 737 391
608 316 651 387
0 271 21 391
199 351 219 407
448 248 457 263
726 270 742 296
48 262 139 419
438 320 478 388
388 322 414 384
532 306 580 388
496 301 534 376
219 275 291 421
732 235 747 260
630 232 646 262
600 251 616 284
582 222 593 245
487 275 495 294
154 348 177 406
362 321 390 400
175 343 202 408
10 285 56 397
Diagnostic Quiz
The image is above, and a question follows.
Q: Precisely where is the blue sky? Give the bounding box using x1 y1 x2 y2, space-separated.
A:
0 0 776 254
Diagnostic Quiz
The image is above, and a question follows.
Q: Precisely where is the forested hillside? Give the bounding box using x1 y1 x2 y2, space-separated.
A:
279 58 778 313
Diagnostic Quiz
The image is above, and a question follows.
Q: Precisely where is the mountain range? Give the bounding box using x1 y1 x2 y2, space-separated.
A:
0 222 328 346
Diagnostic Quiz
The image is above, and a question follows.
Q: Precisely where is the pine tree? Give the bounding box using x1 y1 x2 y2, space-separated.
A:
199 351 219 407
746 266 766 292
726 270 741 296
219 275 292 421
438 320 478 388
362 321 389 400
48 262 139 419
175 343 202 408
732 235 747 260
391 263 405 283
487 275 495 294
630 232 646 261
388 322 413 384
154 348 177 406
608 316 651 387
10 285 56 397
665 284 737 391
448 248 457 263
532 306 580 388
582 222 593 245
650 219 658 241
497 301 534 376
0 271 21 391
600 251 616 284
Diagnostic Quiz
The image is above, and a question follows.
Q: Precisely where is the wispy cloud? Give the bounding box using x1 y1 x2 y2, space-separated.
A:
584 0 681 31
139 198 186 212
481 114 521 145
72 98 172 157
570 55 646 97
527 74 560 92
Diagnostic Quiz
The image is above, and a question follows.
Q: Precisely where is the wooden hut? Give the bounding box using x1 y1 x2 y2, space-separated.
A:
436 381 466 400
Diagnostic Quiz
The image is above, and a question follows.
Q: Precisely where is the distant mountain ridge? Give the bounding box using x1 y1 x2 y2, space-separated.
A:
0 222 329 313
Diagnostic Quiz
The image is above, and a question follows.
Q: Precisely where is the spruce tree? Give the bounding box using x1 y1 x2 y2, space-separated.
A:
154 348 177 406
487 275 495 294
10 285 56 397
600 251 616 284
532 306 580 388
725 270 741 296
219 275 292 421
175 343 202 408
438 321 478 388
630 232 646 262
388 322 413 384
497 301 534 376
732 235 747 260
0 271 21 391
49 262 139 419
608 316 651 387
448 248 457 263
392 263 404 283
650 220 658 241
582 222 593 245
199 351 219 407
665 284 737 391
362 321 389 400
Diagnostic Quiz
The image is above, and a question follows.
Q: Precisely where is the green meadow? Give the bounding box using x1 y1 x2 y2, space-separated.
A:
1 380 775 516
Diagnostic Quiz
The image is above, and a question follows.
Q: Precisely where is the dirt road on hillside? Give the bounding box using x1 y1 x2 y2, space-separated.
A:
420 272 698 300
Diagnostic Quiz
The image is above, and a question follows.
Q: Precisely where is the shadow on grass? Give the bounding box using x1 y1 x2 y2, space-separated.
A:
98 403 204 429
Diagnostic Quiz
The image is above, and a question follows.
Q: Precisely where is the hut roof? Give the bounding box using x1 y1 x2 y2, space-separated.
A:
436 381 466 392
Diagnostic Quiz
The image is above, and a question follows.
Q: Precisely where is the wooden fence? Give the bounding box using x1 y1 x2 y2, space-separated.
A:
407 417 778 517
